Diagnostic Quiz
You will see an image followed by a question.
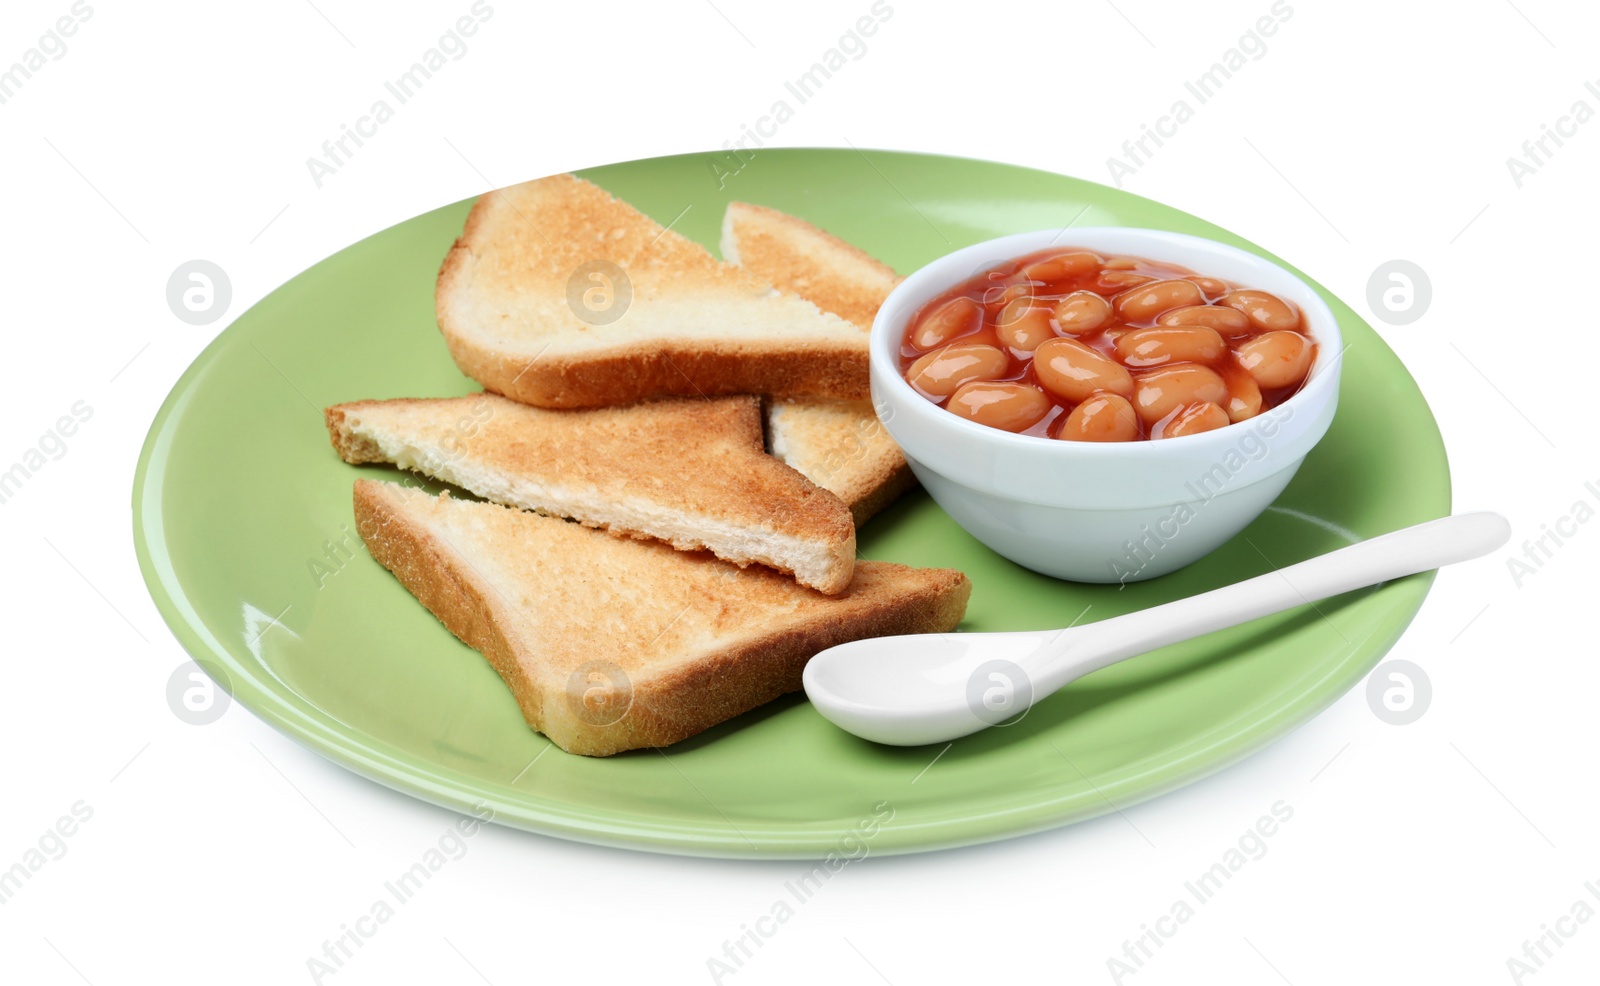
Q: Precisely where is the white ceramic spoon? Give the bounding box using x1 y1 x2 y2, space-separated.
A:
804 512 1510 746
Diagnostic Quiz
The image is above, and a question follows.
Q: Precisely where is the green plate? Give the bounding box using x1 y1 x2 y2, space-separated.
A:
133 149 1449 858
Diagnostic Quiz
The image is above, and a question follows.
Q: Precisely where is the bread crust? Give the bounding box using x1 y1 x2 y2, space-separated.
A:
438 327 870 408
354 480 970 756
354 481 548 736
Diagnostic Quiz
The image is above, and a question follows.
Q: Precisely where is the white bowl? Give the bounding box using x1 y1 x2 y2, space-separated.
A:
870 228 1342 583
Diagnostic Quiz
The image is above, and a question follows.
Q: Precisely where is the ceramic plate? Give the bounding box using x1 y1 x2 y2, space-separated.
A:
132 149 1449 857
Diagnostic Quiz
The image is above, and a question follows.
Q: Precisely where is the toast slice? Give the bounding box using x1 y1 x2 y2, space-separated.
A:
326 393 856 594
721 202 917 524
436 174 869 408
354 480 970 756
720 201 902 331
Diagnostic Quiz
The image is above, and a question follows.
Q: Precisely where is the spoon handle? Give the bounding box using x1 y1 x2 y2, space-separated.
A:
1044 512 1510 689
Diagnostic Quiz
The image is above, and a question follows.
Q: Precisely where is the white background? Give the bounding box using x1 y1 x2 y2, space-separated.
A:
2 0 1596 983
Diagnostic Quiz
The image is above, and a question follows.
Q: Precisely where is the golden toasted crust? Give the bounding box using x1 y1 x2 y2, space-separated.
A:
354 480 970 756
436 175 869 407
722 201 902 331
324 393 857 593
327 416 384 463
721 202 916 524
438 334 870 409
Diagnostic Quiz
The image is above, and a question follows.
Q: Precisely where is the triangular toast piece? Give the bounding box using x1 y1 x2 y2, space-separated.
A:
327 393 856 594
354 480 970 756
721 201 916 524
436 174 869 408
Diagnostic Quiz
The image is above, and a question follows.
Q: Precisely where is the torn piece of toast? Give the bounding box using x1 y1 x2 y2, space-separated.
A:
354 480 971 756
326 393 856 594
436 174 869 408
721 201 917 524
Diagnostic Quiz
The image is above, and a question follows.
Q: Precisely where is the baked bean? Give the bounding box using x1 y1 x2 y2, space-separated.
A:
974 272 1008 306
1235 330 1313 389
984 280 1035 310
1057 394 1139 443
1101 325 1135 345
1114 325 1225 368
1156 304 1252 334
1131 363 1228 424
906 343 1009 397
1097 270 1153 292
1033 338 1135 403
1021 252 1101 283
996 299 1056 352
1219 361 1263 422
1114 278 1206 322
947 381 1052 432
1154 402 1230 439
1051 290 1113 335
901 247 1316 440
1221 289 1298 332
913 295 982 349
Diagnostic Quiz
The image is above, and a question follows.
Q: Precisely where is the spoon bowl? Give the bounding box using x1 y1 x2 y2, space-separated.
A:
802 631 1057 746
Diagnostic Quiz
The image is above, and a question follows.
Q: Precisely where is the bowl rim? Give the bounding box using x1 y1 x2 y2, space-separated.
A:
869 226 1343 460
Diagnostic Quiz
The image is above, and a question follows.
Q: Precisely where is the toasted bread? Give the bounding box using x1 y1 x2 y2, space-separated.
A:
436 174 869 408
354 480 970 755
326 393 856 594
721 202 917 524
720 201 902 331
765 398 916 526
